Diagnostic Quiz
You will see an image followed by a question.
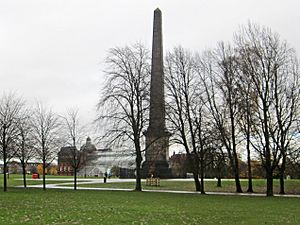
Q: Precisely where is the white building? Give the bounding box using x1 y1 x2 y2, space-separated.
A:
78 137 135 177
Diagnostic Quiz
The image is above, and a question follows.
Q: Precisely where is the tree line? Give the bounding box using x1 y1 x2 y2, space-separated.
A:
98 22 300 196
0 94 85 192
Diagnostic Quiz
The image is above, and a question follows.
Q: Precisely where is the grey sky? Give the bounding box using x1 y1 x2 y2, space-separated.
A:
0 0 299 137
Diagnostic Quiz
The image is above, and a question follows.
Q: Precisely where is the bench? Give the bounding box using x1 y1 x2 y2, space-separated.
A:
146 177 160 186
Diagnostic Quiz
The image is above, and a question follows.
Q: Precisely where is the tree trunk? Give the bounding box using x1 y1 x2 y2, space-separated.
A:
228 81 242 193
262 99 273 197
193 172 201 192
200 170 205 194
247 169 253 193
3 161 7 192
246 133 253 193
217 174 222 187
190 153 201 192
135 152 142 191
200 157 205 194
279 172 285 195
266 169 273 196
234 170 243 193
232 152 243 193
74 168 77 190
22 162 27 188
279 154 286 194
42 158 46 191
3 134 8 192
225 124 243 193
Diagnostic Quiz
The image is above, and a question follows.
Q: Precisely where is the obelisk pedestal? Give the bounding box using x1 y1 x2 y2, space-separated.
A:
142 8 171 178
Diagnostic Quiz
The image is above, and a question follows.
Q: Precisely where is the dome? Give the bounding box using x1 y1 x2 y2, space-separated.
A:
86 136 91 143
80 137 96 153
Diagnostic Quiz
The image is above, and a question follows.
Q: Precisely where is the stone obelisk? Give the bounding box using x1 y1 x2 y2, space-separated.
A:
142 8 171 178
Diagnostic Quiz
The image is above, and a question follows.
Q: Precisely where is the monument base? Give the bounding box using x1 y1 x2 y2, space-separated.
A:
142 160 172 178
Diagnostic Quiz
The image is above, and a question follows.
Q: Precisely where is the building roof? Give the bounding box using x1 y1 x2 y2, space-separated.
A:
80 137 96 153
58 146 77 155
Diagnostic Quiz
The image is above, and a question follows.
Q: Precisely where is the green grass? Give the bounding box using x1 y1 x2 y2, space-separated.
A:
0 188 299 224
0 174 91 188
0 176 299 224
1 175 299 195
63 179 300 195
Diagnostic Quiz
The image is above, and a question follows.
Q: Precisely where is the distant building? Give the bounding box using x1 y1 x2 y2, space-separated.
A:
57 137 135 177
57 146 80 176
169 153 190 178
0 160 40 174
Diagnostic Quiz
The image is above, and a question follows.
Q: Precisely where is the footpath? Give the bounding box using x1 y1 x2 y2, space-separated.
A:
17 178 300 198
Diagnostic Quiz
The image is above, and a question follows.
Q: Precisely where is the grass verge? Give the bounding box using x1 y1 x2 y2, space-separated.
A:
0 174 96 188
61 179 300 195
0 188 299 224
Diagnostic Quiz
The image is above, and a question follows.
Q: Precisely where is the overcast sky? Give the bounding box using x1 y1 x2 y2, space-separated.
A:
1 0 299 139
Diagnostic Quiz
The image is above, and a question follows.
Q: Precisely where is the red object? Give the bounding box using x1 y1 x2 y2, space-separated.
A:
32 173 39 179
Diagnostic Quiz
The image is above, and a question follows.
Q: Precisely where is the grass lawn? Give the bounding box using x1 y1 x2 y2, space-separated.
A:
63 179 300 195
0 188 299 224
1 175 299 195
0 174 94 188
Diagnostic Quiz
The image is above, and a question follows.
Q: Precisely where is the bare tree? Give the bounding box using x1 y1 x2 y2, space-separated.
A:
165 47 214 193
31 103 61 190
199 45 243 193
236 71 257 193
271 49 300 194
214 148 227 187
61 108 85 190
97 43 150 191
286 145 300 178
15 110 36 188
165 47 201 192
235 22 300 196
0 93 24 191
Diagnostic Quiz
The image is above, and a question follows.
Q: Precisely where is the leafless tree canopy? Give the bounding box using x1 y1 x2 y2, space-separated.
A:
234 23 300 196
165 46 216 193
164 22 300 196
98 44 150 147
30 102 61 190
15 109 36 188
97 43 151 191
62 108 85 148
0 93 25 191
61 108 85 190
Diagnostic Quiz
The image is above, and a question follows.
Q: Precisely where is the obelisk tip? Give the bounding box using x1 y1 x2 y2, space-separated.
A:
154 8 161 13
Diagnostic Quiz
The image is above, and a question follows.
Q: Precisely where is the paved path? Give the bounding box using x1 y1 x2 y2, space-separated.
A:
16 178 300 198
